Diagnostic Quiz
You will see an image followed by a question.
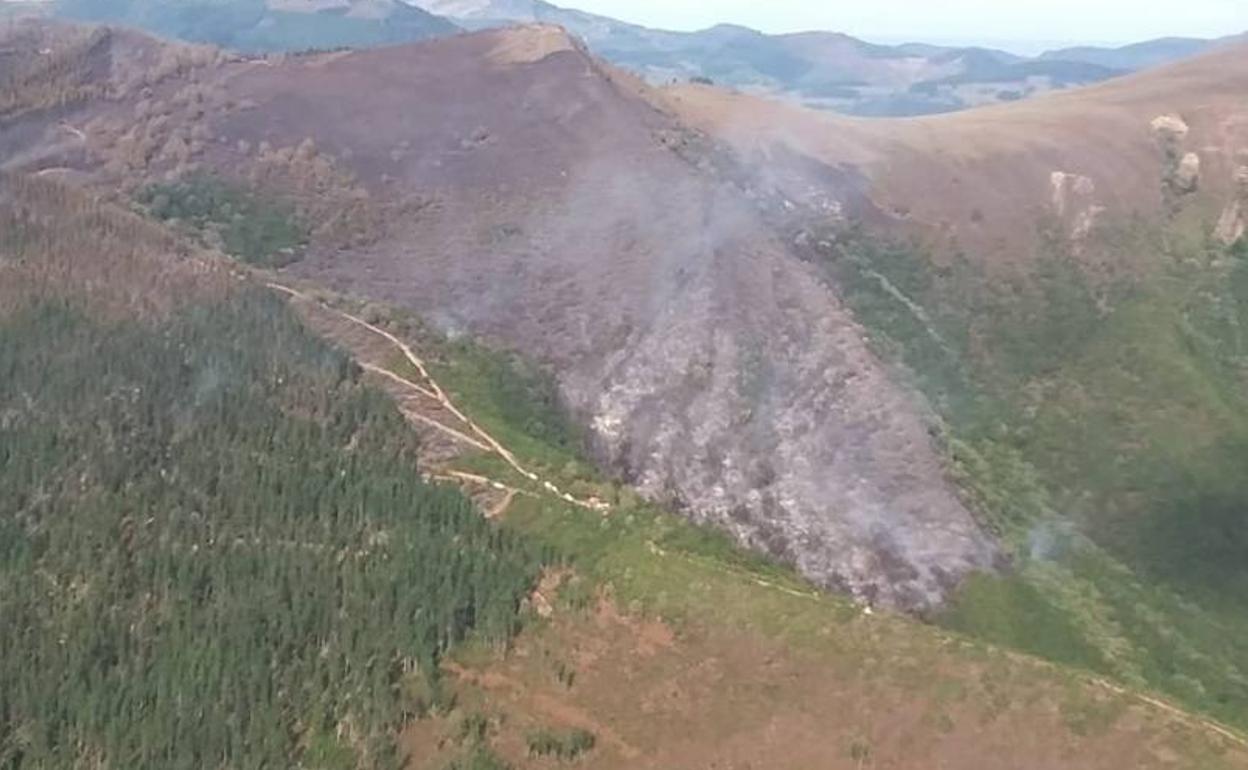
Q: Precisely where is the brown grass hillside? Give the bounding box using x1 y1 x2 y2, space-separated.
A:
659 39 1248 266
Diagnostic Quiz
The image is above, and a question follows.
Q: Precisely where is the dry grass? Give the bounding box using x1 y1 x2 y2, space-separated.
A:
485 24 578 66
0 25 111 120
0 172 231 321
658 40 1248 267
408 593 1248 770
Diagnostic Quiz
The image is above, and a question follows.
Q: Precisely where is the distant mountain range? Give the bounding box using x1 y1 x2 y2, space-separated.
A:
43 0 1243 115
1040 36 1228 71
413 0 1242 115
54 0 458 52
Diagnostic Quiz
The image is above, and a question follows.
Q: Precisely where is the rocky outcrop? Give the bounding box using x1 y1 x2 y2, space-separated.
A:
1153 114 1202 211
1216 161 1248 245
1049 171 1105 248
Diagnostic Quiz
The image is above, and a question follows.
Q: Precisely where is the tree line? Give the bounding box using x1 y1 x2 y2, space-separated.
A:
0 174 544 769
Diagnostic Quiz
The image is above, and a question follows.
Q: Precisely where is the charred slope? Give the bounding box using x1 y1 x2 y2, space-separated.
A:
195 26 999 609
0 21 998 609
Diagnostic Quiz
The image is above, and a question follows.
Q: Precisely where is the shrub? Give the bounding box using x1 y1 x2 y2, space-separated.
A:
445 746 511 770
525 728 596 760
136 173 307 266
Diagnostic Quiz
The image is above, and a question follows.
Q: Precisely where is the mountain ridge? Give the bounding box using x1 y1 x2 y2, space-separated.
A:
54 0 459 51
658 35 1248 264
408 0 1242 115
1038 34 1238 70
42 0 1244 116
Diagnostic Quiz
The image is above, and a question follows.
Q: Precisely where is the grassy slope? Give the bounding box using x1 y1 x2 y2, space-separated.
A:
291 290 1244 765
307 293 1248 769
806 215 1248 730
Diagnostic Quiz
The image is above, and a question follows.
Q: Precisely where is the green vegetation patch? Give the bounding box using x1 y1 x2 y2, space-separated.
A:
940 572 1107 673
433 342 583 458
444 746 512 770
136 174 307 266
525 728 596 760
0 290 541 769
809 220 1248 732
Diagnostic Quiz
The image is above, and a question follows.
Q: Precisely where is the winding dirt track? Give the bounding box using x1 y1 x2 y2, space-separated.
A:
1092 678 1248 749
265 281 610 513
264 281 1248 752
983 647 1248 751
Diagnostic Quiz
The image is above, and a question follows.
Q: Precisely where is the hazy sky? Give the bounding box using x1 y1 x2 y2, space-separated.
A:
564 0 1248 53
